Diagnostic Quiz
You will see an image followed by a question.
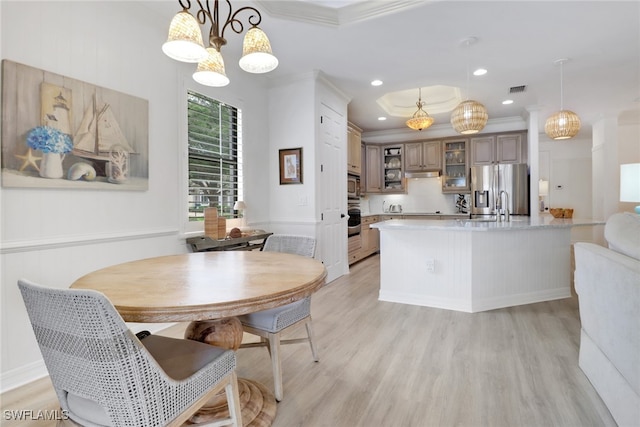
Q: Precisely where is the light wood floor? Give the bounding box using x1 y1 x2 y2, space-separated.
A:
1 254 616 427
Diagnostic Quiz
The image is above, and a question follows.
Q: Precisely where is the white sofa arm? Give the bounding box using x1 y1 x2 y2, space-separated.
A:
574 242 640 416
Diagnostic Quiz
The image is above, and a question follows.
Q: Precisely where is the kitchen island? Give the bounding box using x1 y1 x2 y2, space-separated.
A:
371 217 604 313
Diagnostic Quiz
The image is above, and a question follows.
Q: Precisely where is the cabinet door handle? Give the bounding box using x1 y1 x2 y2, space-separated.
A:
341 213 346 218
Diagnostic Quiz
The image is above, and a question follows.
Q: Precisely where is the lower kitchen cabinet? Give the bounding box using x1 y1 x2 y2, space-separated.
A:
349 215 380 265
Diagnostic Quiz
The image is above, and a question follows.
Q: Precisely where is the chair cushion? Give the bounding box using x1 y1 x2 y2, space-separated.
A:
141 334 228 381
66 392 112 426
238 298 309 332
605 212 640 261
64 335 229 426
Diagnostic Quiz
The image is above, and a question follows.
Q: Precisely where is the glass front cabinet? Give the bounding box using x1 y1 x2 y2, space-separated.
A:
382 145 405 193
442 139 470 193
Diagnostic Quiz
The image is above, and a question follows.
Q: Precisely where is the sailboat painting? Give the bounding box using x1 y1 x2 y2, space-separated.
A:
1 60 149 190
73 94 136 162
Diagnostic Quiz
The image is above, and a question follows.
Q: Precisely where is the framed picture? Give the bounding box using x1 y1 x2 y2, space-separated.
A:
279 147 303 185
1 59 149 190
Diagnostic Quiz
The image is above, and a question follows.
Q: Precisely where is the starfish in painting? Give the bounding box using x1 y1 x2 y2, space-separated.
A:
15 148 42 172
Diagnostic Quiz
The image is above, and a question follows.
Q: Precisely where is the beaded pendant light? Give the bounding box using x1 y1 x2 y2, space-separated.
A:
451 37 488 135
545 59 581 140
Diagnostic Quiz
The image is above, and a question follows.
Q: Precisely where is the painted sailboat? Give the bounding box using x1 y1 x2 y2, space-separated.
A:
73 95 135 161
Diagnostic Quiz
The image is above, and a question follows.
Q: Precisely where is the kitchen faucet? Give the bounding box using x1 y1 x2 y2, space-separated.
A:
497 190 510 222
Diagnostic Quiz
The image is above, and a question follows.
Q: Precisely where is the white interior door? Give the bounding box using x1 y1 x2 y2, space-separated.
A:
318 103 347 282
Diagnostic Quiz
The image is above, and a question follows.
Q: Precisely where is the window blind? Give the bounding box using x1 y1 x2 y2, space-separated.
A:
187 91 242 220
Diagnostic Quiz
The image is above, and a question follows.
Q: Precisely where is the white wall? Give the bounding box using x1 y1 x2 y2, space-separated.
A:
267 73 318 235
539 136 593 219
364 178 461 215
617 122 640 213
0 1 271 391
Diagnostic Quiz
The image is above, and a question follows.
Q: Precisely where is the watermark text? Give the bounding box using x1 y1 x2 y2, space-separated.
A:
3 409 69 421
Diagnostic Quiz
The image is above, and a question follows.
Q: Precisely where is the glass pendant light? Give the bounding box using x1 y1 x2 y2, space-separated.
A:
545 59 581 140
239 27 279 73
162 10 208 63
406 88 434 131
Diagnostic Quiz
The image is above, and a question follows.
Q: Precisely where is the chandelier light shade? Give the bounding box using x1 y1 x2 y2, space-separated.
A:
163 0 277 87
193 48 230 87
451 37 488 135
545 58 581 140
239 27 278 73
451 100 488 134
406 88 434 131
162 11 208 63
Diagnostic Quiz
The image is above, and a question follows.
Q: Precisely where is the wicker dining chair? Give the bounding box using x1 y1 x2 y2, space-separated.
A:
18 279 242 427
237 234 319 401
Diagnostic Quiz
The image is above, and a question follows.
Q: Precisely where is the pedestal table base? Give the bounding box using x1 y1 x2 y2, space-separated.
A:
185 318 277 426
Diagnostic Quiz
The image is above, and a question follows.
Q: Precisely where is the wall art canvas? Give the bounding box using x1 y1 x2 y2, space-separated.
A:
1 60 149 190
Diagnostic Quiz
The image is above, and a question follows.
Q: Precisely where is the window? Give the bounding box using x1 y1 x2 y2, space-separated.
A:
187 90 242 221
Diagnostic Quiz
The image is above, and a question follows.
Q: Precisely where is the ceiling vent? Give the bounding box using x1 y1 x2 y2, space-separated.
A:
509 85 527 94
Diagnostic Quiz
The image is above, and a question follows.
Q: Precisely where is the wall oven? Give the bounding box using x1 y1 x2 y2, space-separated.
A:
347 202 361 236
347 174 360 199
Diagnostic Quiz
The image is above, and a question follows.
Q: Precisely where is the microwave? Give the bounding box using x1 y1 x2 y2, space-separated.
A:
347 174 360 199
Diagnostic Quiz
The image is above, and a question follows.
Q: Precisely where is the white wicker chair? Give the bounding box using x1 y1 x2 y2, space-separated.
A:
237 234 319 401
18 279 242 427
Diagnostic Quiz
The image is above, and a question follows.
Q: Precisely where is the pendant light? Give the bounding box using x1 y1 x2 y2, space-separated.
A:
545 59 581 140
406 88 434 131
451 37 488 134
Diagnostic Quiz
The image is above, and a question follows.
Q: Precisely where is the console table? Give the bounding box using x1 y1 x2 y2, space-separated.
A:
187 232 272 252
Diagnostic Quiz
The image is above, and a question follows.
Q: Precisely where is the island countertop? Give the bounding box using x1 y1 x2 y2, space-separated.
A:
371 216 604 231
373 214 605 313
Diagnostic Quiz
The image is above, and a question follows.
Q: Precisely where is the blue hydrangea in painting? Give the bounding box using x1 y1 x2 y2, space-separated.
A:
26 126 73 154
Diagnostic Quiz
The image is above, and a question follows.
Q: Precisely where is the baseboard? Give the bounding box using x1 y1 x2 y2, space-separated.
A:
378 288 571 313
0 360 49 394
1 323 176 394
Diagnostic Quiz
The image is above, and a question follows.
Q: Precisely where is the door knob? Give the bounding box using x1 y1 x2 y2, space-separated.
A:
340 213 346 218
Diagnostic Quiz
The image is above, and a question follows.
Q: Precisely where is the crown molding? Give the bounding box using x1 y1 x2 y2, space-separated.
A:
256 0 426 26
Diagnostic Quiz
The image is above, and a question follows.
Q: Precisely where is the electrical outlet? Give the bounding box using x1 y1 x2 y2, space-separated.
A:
426 258 435 273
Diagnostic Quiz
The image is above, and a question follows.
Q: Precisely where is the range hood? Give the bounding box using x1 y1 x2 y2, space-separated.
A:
404 170 441 178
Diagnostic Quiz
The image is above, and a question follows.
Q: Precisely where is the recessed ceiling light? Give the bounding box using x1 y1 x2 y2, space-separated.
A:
371 80 383 86
502 99 514 105
473 68 487 76
378 116 387 121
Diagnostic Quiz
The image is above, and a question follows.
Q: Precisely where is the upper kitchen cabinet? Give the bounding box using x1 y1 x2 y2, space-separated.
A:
471 132 527 166
364 144 382 193
347 123 362 175
405 141 441 172
442 139 469 193
382 145 405 193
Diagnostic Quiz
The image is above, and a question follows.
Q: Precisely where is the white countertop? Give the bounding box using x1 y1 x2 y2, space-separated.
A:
363 212 469 217
371 216 605 231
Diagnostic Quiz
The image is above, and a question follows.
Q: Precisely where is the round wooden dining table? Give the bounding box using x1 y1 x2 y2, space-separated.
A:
71 250 327 427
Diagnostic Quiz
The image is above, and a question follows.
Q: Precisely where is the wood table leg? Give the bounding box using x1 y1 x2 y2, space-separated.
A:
185 318 277 427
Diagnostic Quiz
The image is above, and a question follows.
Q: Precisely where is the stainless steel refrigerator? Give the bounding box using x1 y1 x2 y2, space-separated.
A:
470 163 529 216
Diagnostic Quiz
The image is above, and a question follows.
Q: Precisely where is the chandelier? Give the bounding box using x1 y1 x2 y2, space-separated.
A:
545 59 580 140
451 37 488 134
406 88 434 131
162 0 278 87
